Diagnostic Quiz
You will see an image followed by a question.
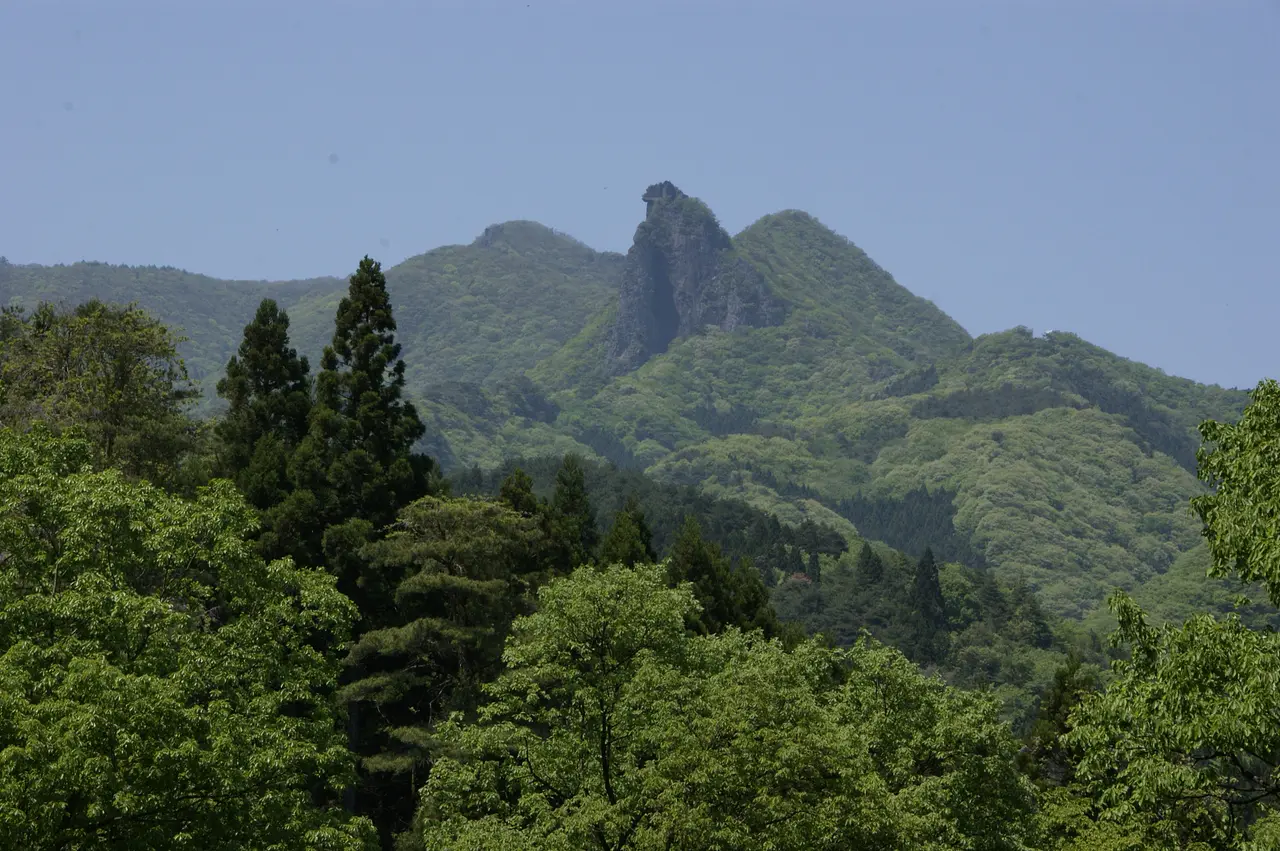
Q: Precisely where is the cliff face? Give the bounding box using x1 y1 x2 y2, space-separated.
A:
605 182 783 374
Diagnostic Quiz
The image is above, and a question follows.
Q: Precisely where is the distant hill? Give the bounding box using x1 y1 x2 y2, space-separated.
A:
1 220 621 406
2 183 1251 621
0 257 337 395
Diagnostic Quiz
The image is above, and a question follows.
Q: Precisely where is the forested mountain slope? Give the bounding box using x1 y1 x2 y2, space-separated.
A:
3 184 1249 621
0 256 339 390
2 221 620 403
418 185 1250 619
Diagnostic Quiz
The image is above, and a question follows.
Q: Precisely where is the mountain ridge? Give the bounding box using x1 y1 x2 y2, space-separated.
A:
1 183 1252 621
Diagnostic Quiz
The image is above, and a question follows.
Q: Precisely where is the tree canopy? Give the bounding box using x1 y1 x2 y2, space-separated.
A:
0 426 374 850
416 562 1037 850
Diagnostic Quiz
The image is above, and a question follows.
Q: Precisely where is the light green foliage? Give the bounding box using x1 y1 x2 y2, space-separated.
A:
425 213 1244 621
867 406 1206 617
383 223 620 390
1032 788 1176 850
416 563 1038 850
1084 543 1280 634
0 427 373 850
1192 379 1280 603
1065 380 1280 847
0 300 204 489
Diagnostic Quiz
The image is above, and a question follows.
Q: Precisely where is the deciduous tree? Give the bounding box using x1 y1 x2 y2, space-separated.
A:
0 427 373 850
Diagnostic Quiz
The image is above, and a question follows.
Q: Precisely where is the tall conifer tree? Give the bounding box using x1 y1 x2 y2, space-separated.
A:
667 516 779 637
908 547 949 664
600 495 657 568
291 256 439 611
287 256 440 841
215 299 313 560
547 454 598 571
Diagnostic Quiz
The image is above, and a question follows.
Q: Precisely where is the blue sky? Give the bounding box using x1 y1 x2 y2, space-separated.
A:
2 1 1276 389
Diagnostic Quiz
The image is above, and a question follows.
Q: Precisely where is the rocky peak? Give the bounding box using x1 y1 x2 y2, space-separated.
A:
605 182 782 374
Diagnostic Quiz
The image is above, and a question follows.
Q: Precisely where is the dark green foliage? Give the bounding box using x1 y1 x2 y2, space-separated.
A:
283 256 443 844
773 545 1083 728
450 455 841 585
667 516 780 637
910 383 1078 421
839 487 988 568
908 548 949 664
216 298 313 457
292 256 440 601
1019 651 1101 787
343 495 543 845
600 495 657 567
496 467 540 517
1007 574 1054 650
545 454 598 571
214 298 313 559
854 542 884 584
874 362 940 398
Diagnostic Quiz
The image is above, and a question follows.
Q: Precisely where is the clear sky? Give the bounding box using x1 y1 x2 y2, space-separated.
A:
2 1 1276 389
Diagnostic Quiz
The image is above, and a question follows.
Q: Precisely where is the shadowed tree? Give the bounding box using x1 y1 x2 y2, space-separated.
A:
667 516 780 638
600 495 657 568
546 454 598 571
908 547 949 664
284 256 442 844
214 298 314 561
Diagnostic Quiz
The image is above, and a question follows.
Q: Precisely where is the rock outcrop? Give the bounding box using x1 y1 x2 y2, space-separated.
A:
605 182 782 374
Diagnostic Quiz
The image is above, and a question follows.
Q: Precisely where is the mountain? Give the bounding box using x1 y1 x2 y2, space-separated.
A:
605 181 783 373
2 184 1250 622
1 221 621 406
417 185 1248 620
0 256 339 394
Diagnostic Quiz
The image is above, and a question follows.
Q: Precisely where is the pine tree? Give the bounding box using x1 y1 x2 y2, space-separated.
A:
908 547 949 664
497 467 541 517
1019 650 1099 786
345 496 542 845
1007 573 1053 649
547 454 598 571
667 516 780 637
854 542 885 585
287 256 441 841
806 550 823 583
600 495 657 567
291 256 440 610
215 299 313 560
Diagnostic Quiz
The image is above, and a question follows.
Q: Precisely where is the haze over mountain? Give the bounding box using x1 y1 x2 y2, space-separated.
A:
2 181 1253 625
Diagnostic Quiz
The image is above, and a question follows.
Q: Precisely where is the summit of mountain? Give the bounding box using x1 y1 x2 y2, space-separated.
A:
3 182 1253 620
